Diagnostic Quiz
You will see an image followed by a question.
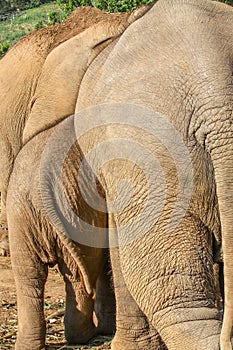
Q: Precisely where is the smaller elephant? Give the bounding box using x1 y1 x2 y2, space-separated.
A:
6 117 115 350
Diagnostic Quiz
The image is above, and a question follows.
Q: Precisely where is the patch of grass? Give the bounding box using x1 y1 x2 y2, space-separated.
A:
0 41 10 57
0 2 60 51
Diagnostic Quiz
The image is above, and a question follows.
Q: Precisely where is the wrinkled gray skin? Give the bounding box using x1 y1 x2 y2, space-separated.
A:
73 0 233 349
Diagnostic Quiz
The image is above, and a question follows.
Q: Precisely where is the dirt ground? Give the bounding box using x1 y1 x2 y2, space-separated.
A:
0 257 112 350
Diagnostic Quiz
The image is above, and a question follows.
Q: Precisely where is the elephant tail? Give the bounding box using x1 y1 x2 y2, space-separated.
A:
57 231 94 298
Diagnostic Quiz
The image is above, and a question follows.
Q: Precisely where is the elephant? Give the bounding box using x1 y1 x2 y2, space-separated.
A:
6 126 116 349
2 4 152 350
22 0 233 349
73 0 233 349
0 4 148 255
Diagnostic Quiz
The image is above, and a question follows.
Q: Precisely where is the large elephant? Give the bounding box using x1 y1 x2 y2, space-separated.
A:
73 0 233 349
23 0 233 349
2 5 151 350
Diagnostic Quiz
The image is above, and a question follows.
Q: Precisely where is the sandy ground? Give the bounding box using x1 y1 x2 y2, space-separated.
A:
0 257 112 350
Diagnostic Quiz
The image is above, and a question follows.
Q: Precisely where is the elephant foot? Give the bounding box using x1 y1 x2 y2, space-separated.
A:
0 227 9 256
64 306 97 344
66 327 96 345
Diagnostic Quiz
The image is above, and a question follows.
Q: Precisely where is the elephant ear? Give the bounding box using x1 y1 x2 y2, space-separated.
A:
22 14 129 144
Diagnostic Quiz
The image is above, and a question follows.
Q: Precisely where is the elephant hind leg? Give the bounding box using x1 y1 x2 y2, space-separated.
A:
9 225 48 350
94 253 116 335
110 247 167 350
58 261 96 344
